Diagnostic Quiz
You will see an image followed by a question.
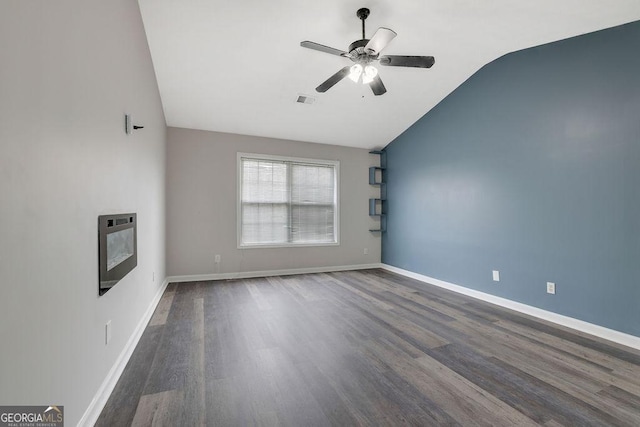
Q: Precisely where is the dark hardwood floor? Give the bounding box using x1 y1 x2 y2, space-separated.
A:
96 269 640 426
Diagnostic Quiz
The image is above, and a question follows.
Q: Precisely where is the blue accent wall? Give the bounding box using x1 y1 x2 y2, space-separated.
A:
382 21 640 337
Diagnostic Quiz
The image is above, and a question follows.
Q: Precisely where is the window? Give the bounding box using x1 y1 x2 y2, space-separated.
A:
238 153 339 247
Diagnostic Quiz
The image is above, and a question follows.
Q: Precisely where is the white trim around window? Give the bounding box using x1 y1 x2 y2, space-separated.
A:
237 152 340 249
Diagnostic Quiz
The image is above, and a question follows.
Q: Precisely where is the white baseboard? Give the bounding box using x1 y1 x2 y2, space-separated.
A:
167 263 383 284
78 278 170 427
381 264 640 351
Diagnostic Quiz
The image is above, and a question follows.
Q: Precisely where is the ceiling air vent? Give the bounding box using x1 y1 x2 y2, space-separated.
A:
296 95 316 105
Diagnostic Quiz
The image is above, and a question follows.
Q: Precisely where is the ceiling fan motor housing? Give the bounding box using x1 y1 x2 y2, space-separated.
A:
348 39 375 64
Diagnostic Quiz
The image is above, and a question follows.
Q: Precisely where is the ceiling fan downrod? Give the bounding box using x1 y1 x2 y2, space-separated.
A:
357 8 370 39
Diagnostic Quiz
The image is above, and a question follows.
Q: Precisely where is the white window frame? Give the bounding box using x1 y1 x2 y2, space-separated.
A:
237 152 340 249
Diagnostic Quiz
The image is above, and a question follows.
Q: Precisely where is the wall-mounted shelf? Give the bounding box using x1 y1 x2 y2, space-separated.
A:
369 150 386 233
369 150 387 167
369 167 384 186
369 198 383 216
369 215 387 233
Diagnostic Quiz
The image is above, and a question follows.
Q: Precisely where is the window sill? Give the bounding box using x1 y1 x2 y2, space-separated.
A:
238 241 340 249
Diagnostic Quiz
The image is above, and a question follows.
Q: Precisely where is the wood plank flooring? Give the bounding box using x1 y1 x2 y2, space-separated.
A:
96 269 640 426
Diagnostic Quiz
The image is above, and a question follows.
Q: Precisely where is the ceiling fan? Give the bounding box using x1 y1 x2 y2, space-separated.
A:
300 8 435 96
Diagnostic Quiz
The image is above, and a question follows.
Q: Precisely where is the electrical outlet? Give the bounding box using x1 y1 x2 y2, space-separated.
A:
105 320 112 345
492 270 500 282
364 248 369 255
215 254 221 263
547 282 556 295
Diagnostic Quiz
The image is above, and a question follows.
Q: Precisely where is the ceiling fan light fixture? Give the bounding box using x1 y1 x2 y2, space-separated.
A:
301 7 435 96
362 65 378 84
349 64 363 83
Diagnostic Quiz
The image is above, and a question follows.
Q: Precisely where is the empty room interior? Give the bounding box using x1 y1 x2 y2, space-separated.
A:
2 1 640 426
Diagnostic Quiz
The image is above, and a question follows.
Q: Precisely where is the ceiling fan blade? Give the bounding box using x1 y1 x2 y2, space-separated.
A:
379 55 435 68
364 27 397 56
369 74 387 96
316 66 352 93
301 41 349 57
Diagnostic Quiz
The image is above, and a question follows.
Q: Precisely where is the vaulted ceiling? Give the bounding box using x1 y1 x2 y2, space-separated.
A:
138 1 640 149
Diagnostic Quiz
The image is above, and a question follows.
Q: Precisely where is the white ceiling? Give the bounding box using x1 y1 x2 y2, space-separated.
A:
138 0 640 150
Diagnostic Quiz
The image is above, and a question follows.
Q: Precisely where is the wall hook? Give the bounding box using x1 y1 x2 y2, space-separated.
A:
125 114 145 134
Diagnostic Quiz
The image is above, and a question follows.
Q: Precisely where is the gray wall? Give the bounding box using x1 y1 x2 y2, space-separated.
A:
166 127 381 277
0 1 166 424
383 21 640 337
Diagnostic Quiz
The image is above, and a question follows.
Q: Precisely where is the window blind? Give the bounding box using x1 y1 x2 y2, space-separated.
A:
240 156 338 246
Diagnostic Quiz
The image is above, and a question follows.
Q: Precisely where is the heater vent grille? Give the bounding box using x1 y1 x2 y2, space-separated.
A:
296 95 316 104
